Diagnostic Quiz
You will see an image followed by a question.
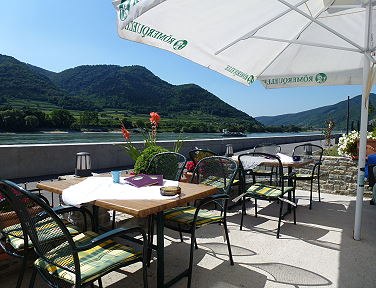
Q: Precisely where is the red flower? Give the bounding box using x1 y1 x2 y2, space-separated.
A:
149 112 161 126
186 161 195 172
121 123 130 140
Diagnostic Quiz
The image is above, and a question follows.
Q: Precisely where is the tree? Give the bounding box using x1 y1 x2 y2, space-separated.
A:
24 115 39 131
79 111 99 128
50 109 75 129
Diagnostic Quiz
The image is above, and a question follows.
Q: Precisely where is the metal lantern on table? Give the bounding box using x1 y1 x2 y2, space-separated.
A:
75 152 92 177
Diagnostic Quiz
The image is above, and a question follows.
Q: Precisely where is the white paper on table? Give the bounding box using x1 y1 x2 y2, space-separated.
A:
276 153 294 163
62 177 179 206
240 156 265 170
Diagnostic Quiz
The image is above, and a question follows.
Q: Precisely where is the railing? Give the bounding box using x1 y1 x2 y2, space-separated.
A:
0 134 336 180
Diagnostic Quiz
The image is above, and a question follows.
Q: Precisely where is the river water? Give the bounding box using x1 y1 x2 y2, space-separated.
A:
0 131 324 145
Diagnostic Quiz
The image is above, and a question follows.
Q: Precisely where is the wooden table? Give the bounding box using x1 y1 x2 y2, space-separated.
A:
37 178 217 288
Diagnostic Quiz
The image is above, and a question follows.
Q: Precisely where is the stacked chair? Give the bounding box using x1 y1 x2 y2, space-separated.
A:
0 180 148 288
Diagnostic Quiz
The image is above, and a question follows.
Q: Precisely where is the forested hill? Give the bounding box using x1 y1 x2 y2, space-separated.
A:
256 93 376 130
0 54 260 129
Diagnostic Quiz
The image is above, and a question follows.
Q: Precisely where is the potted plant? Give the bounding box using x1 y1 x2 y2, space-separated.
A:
121 112 183 174
338 130 376 159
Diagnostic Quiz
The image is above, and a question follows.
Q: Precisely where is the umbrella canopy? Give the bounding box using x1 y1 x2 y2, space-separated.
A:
112 0 376 239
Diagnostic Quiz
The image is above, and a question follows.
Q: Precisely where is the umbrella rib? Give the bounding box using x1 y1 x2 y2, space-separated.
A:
251 35 361 53
277 0 363 52
214 0 310 55
257 3 330 78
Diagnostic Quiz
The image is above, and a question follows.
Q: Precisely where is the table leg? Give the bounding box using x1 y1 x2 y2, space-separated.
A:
156 211 165 288
92 205 99 233
287 167 292 213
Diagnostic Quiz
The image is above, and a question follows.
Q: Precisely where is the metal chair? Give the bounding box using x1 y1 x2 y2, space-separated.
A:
238 153 297 238
147 152 187 181
163 156 238 288
145 152 187 265
292 143 324 209
252 144 282 184
1 180 148 288
253 143 281 155
188 148 217 165
0 181 92 288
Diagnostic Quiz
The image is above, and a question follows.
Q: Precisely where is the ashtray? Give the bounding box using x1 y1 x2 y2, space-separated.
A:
160 186 181 196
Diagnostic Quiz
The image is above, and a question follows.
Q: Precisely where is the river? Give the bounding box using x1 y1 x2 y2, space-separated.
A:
0 131 325 145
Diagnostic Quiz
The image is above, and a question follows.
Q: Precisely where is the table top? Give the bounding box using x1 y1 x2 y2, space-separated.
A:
37 178 217 218
231 155 314 168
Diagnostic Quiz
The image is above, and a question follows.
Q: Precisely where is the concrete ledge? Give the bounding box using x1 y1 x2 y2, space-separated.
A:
0 134 330 180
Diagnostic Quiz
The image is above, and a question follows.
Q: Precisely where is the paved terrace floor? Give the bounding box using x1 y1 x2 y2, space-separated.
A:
1 189 376 288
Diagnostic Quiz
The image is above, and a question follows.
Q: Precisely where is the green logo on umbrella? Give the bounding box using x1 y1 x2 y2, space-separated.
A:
173 40 188 50
315 73 327 83
119 0 140 21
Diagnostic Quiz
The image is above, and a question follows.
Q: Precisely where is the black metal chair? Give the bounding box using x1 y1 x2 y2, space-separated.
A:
292 143 324 209
253 143 281 155
147 152 187 181
145 152 187 265
253 144 282 183
163 156 238 288
188 148 217 165
237 153 297 238
0 180 148 288
0 181 92 288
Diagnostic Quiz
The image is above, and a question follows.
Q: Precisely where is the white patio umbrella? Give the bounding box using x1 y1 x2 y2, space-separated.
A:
112 0 376 240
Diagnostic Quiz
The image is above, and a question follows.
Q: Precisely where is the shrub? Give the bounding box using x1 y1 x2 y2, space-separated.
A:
133 145 168 174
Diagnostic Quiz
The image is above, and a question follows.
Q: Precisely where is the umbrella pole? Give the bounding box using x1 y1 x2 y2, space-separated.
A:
353 0 372 241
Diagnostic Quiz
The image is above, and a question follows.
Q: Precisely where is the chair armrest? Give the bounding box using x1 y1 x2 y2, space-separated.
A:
74 227 146 252
195 194 229 210
53 205 94 231
191 194 229 227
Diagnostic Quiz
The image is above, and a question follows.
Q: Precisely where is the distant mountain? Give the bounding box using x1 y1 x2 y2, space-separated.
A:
0 54 260 127
256 94 376 130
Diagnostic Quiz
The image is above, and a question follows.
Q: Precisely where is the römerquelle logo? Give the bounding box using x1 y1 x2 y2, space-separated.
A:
119 0 140 21
124 21 188 50
225 65 254 85
263 73 328 86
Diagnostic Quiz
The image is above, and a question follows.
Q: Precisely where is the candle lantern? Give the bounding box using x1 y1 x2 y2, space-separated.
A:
75 152 92 177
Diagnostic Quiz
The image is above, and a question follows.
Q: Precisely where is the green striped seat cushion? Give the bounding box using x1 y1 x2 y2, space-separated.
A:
3 218 80 250
201 176 235 189
246 183 293 198
35 231 141 285
164 206 222 230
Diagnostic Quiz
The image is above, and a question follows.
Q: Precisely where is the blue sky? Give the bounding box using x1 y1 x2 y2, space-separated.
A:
0 1 372 117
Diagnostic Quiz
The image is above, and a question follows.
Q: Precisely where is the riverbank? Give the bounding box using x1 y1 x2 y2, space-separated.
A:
0 131 327 145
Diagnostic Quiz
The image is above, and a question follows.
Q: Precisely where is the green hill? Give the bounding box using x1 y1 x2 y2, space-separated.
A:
0 54 260 130
256 94 376 130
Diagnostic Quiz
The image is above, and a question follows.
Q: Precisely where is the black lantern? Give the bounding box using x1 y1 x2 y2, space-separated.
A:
75 152 92 177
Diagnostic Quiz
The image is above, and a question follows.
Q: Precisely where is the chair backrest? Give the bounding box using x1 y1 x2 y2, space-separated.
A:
238 152 284 188
147 152 187 181
189 149 218 165
0 180 81 285
0 182 29 255
191 156 238 194
293 143 323 161
253 144 281 155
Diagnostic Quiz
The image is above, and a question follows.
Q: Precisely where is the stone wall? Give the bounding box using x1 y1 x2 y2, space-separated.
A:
295 156 359 195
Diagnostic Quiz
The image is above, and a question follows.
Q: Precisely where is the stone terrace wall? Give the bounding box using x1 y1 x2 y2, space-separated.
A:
295 156 358 196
